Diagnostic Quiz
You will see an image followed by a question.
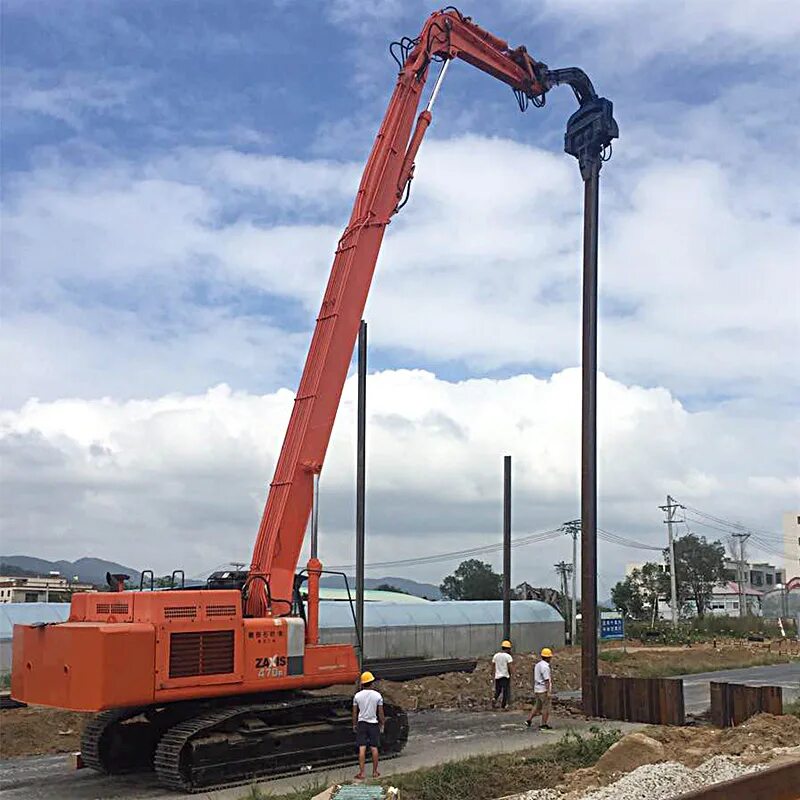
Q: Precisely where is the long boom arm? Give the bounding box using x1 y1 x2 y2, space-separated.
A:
247 8 608 615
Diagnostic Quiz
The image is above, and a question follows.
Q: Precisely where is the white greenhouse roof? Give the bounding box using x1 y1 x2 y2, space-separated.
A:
1 599 561 639
319 599 563 628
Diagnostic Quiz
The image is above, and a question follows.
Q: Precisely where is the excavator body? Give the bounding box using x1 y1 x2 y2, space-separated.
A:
13 589 357 711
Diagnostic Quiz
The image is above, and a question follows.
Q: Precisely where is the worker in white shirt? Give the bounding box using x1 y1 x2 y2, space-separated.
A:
526 647 554 730
491 640 513 709
352 671 385 779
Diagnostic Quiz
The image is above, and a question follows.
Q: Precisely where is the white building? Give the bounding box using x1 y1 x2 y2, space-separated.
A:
783 512 800 578
707 581 762 616
0 574 95 604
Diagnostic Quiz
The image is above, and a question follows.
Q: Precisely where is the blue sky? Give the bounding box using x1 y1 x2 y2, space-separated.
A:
1 1 798 585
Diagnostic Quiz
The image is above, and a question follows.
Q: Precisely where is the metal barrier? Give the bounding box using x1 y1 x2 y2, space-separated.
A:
710 681 783 727
597 675 685 725
673 759 800 800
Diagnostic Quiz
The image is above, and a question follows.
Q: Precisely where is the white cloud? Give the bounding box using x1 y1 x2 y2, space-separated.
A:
4 128 797 406
2 69 149 129
1 370 795 589
506 0 800 63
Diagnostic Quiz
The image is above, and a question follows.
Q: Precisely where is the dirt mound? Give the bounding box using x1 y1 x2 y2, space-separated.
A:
649 713 800 767
718 712 800 755
0 707 89 757
594 732 665 774
380 651 582 713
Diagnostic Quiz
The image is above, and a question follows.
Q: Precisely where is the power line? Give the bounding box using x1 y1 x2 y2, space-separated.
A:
190 521 665 581
679 501 784 543
597 528 663 551
327 527 563 572
682 516 786 559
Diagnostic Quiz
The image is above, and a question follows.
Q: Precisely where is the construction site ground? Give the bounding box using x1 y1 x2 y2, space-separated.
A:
380 642 798 714
3 711 795 800
0 711 642 800
1 652 798 799
2 641 795 759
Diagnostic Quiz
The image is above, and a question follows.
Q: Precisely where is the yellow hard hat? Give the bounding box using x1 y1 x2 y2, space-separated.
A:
540 647 553 658
501 640 512 648
360 671 375 684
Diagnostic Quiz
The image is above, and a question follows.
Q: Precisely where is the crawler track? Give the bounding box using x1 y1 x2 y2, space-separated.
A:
82 693 408 792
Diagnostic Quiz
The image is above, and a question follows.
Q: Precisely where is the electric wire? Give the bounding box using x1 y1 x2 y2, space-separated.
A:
326 527 563 572
678 501 784 542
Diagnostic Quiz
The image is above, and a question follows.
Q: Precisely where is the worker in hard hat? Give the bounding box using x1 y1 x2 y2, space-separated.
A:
352 671 385 779
526 647 554 730
491 640 514 710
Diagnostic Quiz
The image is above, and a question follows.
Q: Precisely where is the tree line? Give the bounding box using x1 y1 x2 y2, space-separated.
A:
611 533 726 620
436 533 728 622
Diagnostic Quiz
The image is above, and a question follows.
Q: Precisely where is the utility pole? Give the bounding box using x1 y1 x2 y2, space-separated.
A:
502 456 512 644
659 497 683 627
355 320 367 669
555 561 573 639
731 532 751 618
563 520 580 646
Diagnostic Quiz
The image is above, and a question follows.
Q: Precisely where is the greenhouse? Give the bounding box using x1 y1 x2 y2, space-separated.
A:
0 599 563 671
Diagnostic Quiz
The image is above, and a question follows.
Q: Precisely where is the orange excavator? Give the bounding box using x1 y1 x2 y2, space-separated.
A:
12 7 617 791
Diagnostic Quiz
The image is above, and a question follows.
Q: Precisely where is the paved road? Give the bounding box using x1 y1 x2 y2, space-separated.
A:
678 663 800 713
0 711 640 800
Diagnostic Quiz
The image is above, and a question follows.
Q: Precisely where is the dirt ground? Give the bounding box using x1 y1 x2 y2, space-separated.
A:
552 713 800 798
381 642 793 712
0 707 88 757
0 641 793 759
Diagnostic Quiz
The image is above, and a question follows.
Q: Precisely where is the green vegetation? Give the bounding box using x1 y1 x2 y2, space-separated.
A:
240 727 623 800
0 672 11 690
598 650 627 663
611 563 668 624
783 697 800 718
554 726 622 767
384 727 621 800
626 615 797 644
241 780 326 800
440 559 502 601
611 533 726 622
632 652 790 679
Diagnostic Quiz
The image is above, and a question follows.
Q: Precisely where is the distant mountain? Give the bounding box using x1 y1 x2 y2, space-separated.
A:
319 575 441 600
0 556 141 587
0 563 41 578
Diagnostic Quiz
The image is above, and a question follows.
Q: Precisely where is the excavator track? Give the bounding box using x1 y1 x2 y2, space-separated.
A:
80 706 152 773
153 694 409 792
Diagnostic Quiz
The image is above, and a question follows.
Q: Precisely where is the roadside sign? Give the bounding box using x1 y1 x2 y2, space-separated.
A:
600 611 624 640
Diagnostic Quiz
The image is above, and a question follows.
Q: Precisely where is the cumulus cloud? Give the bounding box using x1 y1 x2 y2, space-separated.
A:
2 369 795 591
2 1 797 596
3 131 797 406
505 0 800 64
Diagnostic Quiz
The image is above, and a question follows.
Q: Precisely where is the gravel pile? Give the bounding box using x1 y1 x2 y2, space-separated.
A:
506 754 761 800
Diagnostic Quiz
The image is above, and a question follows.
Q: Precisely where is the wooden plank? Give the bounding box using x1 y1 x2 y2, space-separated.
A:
672 759 800 800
